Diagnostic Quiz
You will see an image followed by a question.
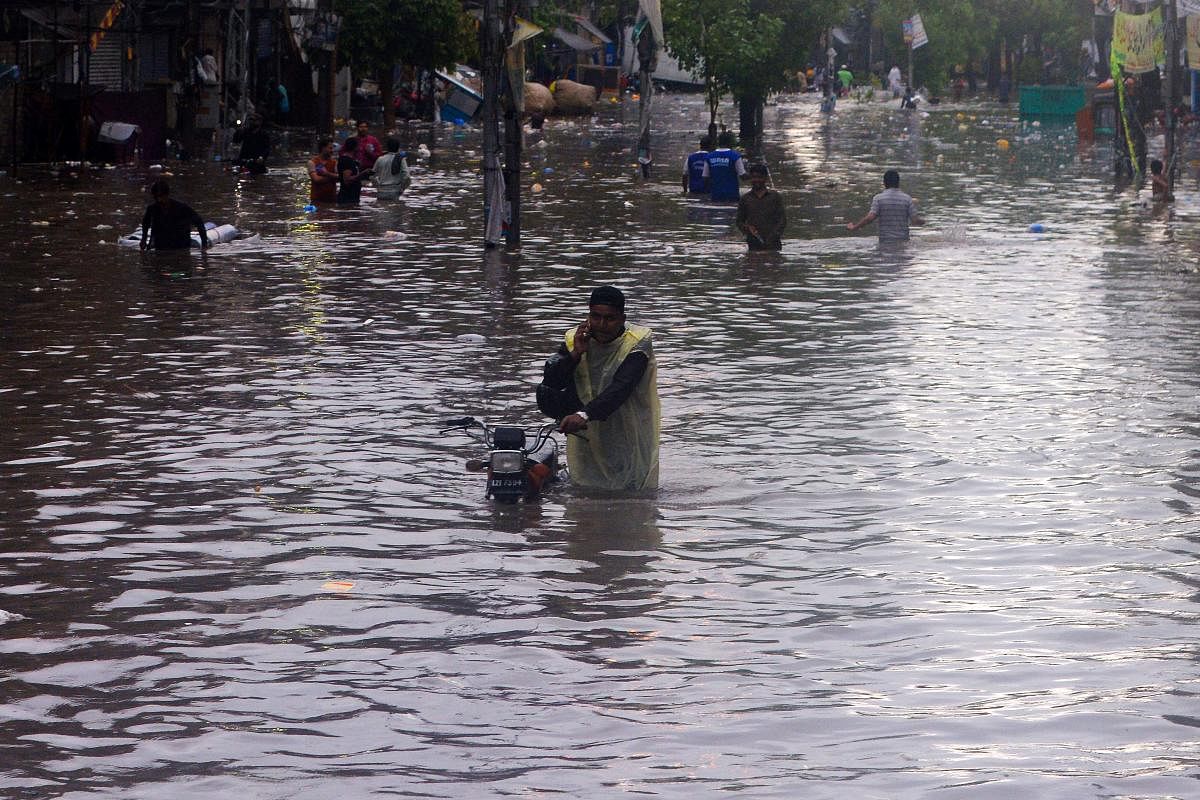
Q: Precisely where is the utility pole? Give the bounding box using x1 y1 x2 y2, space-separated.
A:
315 0 335 137
1164 0 1178 197
481 0 505 247
907 41 913 92
502 2 522 247
635 14 656 176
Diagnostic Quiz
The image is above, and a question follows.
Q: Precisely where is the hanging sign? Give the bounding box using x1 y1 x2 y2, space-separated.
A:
1112 8 1164 73
902 18 913 45
509 17 542 48
89 0 124 52
910 13 929 49
1188 15 1200 68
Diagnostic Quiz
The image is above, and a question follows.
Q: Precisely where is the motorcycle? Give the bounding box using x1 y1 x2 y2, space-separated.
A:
440 417 563 504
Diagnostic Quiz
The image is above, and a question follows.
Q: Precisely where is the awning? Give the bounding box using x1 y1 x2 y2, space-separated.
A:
571 15 611 44
435 70 483 99
552 27 600 52
21 8 82 39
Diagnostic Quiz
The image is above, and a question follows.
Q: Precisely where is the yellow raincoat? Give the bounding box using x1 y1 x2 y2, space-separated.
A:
564 324 660 491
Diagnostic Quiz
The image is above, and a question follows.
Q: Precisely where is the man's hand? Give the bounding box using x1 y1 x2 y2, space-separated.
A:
570 321 591 360
846 221 857 230
559 413 588 434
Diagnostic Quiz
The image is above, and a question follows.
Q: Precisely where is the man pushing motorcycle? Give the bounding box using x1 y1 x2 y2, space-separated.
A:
536 286 660 491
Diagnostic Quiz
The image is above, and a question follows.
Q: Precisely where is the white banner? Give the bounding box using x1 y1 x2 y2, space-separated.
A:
911 13 929 49
638 0 663 47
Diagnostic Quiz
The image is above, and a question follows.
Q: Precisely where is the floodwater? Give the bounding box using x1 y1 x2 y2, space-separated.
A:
2 91 1199 799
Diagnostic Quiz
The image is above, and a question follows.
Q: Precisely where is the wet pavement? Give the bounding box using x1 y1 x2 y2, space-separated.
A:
1 91 1199 799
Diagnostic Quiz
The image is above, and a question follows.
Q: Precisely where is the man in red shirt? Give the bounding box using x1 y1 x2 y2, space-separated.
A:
355 120 383 171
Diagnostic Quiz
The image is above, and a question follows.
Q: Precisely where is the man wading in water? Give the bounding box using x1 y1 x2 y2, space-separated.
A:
847 169 925 242
139 180 208 251
537 286 660 491
736 163 786 251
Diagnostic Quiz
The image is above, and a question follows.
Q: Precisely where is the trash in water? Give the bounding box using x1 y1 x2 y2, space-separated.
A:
1028 223 1046 233
32 221 50 226
456 333 486 343
95 224 112 230
322 581 355 592
383 230 406 240
531 183 544 193
303 204 317 213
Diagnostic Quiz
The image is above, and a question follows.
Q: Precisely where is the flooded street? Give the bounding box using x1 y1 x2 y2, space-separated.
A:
2 92 1199 798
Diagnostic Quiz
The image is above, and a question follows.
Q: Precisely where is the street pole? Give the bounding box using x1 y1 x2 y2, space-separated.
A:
635 21 656 177
1164 0 1178 197
503 4 522 247
81 1 92 160
481 0 504 247
316 0 334 137
907 42 913 93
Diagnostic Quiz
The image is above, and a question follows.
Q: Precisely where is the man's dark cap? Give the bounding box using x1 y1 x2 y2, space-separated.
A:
749 163 769 176
589 285 625 311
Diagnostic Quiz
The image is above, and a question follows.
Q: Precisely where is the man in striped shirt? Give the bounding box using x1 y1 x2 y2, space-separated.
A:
847 169 924 241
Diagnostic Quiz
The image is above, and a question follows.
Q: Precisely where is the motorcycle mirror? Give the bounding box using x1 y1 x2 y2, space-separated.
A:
465 459 488 472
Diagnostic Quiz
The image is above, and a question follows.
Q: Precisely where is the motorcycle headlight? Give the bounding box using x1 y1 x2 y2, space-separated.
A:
490 450 525 474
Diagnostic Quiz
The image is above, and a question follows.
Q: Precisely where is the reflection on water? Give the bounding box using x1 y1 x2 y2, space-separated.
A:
1 93 1199 799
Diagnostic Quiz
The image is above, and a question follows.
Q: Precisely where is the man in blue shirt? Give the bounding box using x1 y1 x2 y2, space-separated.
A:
682 135 712 194
704 131 746 202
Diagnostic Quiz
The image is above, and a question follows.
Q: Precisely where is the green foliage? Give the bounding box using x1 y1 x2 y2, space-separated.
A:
873 0 1090 89
874 0 988 89
336 0 474 77
663 0 846 111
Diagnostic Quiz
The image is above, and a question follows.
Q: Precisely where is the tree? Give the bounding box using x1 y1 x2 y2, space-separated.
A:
664 0 845 145
337 0 475 127
871 0 1090 92
873 0 990 92
663 0 774 135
